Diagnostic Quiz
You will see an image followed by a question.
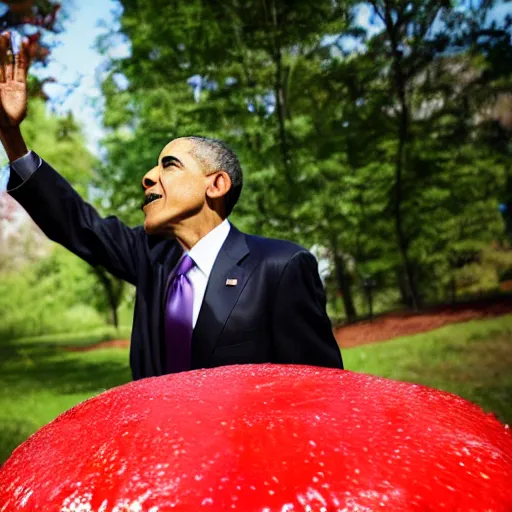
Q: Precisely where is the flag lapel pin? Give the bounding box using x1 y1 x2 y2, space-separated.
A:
225 278 238 287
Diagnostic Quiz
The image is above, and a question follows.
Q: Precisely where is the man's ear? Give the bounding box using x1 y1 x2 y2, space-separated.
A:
206 171 232 200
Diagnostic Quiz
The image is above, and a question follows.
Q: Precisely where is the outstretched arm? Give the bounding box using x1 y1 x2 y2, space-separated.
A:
0 32 142 284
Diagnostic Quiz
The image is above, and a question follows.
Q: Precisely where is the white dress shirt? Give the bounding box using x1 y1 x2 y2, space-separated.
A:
186 219 231 327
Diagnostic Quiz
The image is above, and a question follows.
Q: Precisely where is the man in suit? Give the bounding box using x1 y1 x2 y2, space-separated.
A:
0 32 343 379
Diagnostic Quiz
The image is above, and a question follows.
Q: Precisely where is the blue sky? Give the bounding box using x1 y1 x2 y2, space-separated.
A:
35 0 128 154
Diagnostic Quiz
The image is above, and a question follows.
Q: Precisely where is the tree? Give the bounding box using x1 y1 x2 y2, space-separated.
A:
0 95 94 268
0 2 133 334
0 0 64 64
352 0 511 308
96 0 512 321
0 96 130 332
98 0 365 321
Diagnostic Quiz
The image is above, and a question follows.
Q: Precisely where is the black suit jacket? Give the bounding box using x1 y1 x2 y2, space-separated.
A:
10 158 343 379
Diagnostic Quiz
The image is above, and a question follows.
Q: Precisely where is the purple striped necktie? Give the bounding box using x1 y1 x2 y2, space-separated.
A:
165 254 195 373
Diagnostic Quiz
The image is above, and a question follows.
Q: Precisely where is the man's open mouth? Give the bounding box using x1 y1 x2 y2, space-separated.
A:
142 193 162 209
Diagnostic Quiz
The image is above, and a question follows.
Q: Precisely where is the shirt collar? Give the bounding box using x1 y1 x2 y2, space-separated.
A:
187 219 231 278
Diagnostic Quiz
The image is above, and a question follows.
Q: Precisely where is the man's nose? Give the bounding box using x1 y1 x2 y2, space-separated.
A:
142 166 159 190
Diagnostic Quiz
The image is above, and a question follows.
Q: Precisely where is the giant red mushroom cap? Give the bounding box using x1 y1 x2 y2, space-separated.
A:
1 364 511 510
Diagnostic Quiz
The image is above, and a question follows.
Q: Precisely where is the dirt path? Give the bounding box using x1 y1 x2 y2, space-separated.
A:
65 297 512 353
66 339 131 352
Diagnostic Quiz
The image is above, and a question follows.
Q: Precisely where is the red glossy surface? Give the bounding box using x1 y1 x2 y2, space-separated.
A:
1 365 511 511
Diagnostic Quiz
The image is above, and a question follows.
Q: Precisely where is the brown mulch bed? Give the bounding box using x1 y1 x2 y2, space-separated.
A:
64 296 512 353
334 296 512 348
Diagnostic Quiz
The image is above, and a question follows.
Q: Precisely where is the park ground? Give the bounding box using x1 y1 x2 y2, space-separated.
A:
1 302 511 464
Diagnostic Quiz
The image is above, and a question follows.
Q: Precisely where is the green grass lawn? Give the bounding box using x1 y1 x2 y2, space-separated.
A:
1 315 511 464
344 314 512 425
0 330 132 464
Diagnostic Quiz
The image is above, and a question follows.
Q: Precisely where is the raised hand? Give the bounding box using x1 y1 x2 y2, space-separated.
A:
0 32 32 129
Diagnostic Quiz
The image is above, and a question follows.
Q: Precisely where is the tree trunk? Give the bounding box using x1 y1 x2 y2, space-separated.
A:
366 287 374 320
91 266 125 330
394 93 420 310
382 4 420 311
270 0 293 187
396 268 408 305
450 274 457 305
110 301 119 329
330 236 357 323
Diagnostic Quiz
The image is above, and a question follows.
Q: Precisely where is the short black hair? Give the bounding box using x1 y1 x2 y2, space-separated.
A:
185 136 243 216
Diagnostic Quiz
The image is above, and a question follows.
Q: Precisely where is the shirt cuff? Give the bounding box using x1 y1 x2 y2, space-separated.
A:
7 151 42 192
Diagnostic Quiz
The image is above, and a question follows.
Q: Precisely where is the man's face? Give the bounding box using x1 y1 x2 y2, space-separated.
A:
141 138 209 235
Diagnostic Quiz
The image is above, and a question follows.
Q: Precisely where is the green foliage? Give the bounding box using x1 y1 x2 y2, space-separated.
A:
1 98 134 338
0 246 106 339
94 0 512 320
449 247 512 296
21 98 96 196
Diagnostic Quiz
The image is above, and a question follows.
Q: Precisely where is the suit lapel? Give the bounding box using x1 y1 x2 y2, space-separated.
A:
192 226 251 361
